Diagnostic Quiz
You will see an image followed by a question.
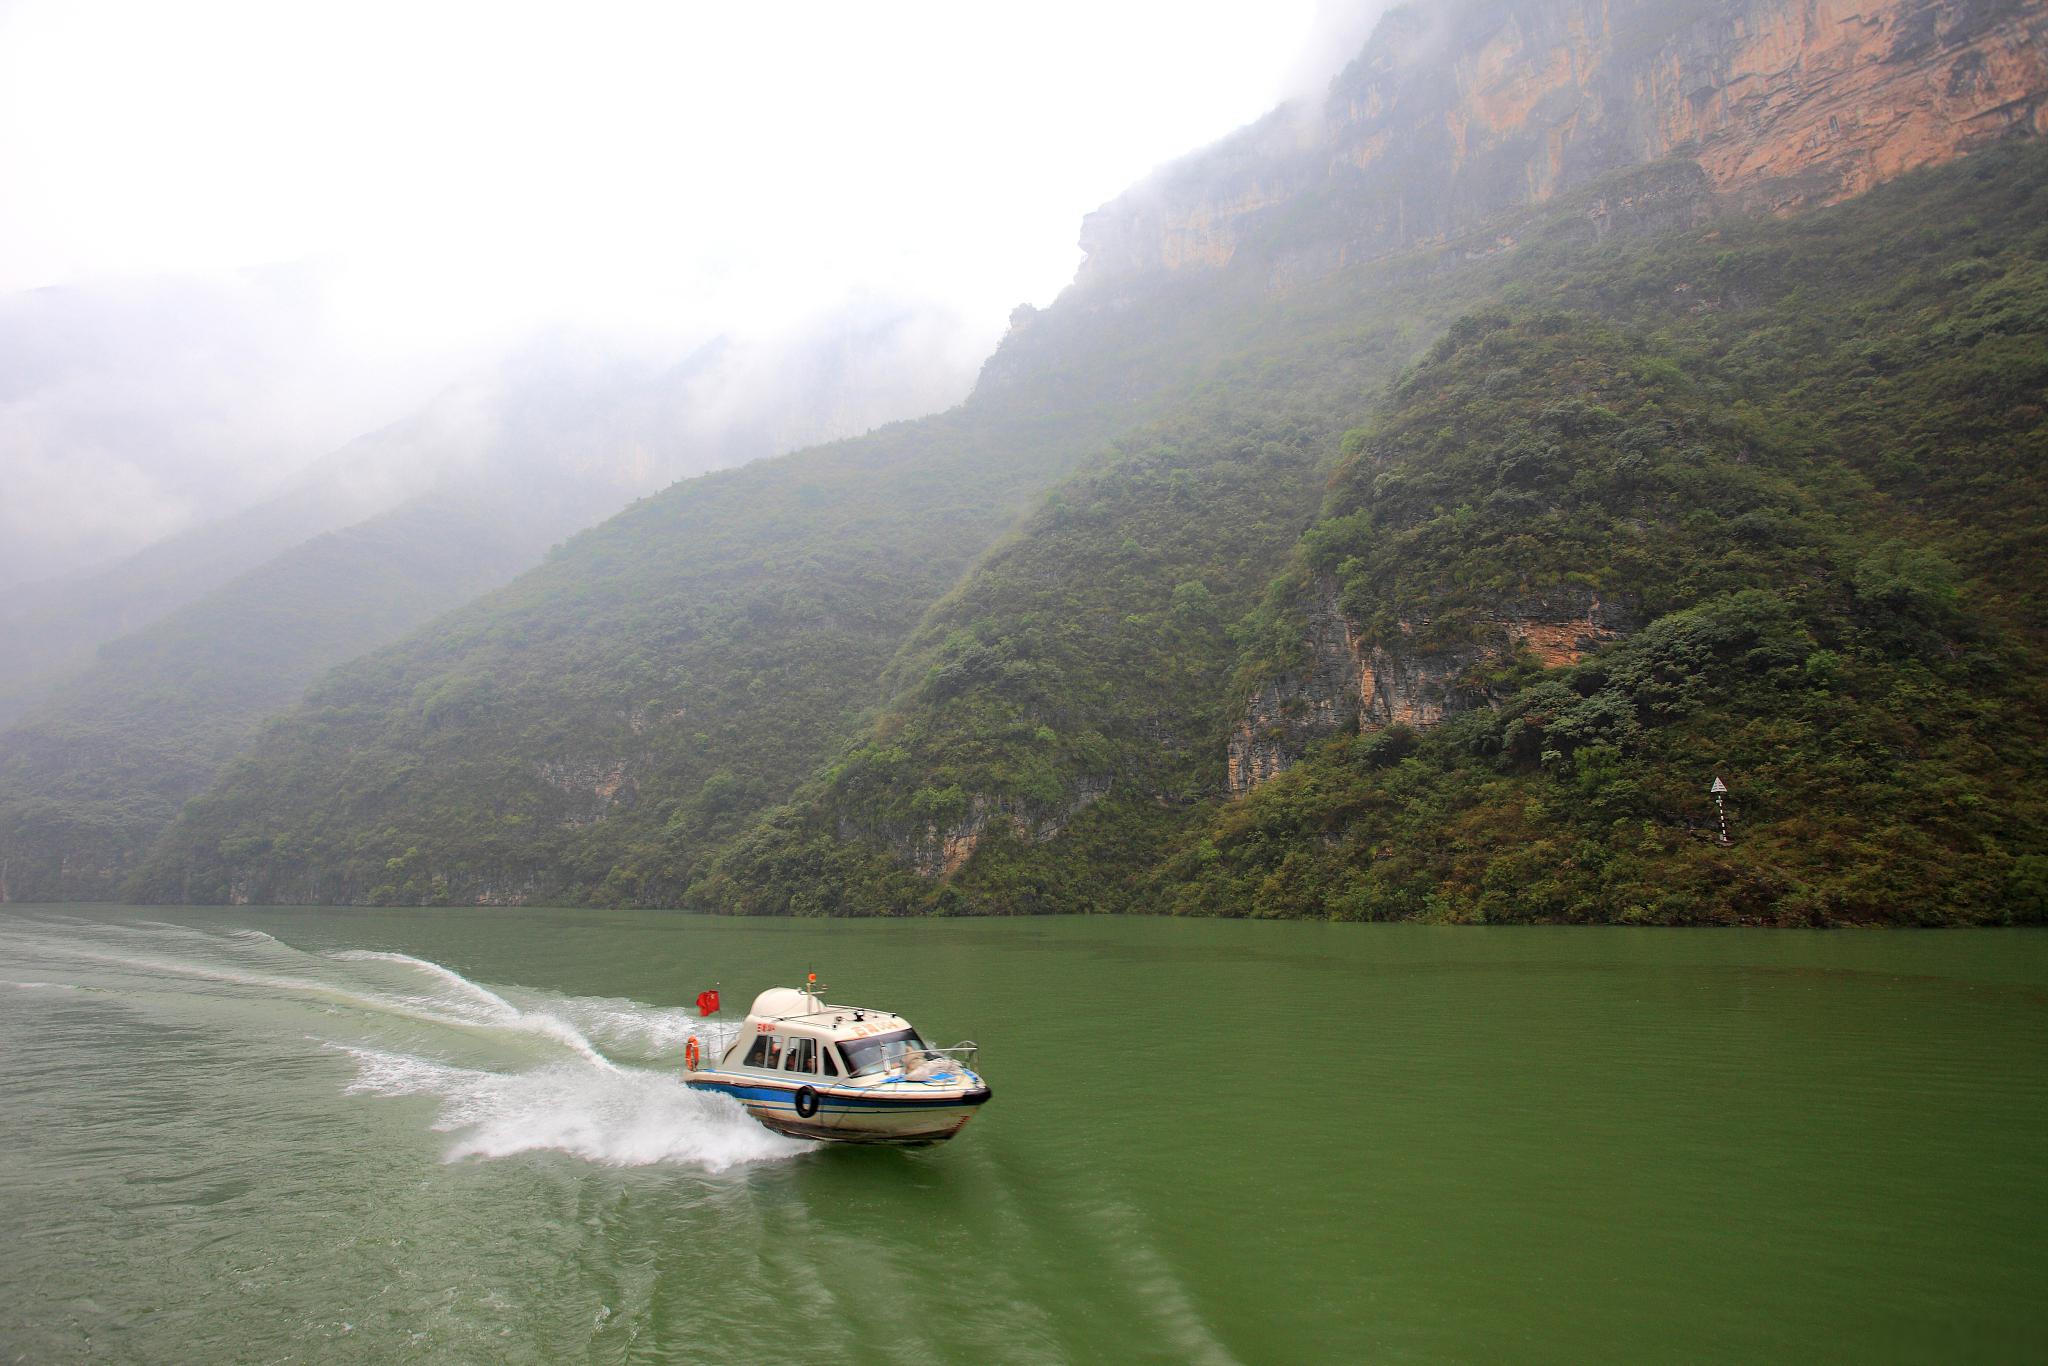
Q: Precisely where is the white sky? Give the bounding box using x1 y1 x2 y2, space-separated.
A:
0 0 1385 586
0 0 1373 352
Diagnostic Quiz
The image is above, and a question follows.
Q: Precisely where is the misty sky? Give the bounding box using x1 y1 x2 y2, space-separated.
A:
0 0 1383 585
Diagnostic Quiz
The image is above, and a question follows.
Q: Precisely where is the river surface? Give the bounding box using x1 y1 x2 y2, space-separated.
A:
0 906 2042 1364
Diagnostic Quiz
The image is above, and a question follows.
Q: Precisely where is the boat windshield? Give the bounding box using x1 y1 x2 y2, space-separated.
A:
838 1028 928 1078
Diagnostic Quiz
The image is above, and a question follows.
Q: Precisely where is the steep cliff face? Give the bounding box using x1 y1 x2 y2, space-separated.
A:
882 777 1113 879
1080 0 2048 287
1226 579 1633 794
535 758 640 828
1227 581 1366 793
1198 0 2048 801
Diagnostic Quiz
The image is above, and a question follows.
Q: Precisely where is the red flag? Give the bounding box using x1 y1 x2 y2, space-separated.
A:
696 989 720 1017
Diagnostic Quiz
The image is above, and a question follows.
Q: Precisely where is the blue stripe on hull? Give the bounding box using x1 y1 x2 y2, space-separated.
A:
685 1075 992 1111
685 1073 986 1145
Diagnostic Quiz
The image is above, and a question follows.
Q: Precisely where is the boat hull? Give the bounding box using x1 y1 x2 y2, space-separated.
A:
685 1072 992 1145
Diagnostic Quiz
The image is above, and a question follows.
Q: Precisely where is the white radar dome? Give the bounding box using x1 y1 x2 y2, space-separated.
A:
749 987 815 1019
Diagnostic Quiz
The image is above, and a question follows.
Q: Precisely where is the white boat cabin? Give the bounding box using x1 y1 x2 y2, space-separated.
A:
720 986 954 1081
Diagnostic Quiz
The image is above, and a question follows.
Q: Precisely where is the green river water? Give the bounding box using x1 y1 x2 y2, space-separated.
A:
0 905 2042 1363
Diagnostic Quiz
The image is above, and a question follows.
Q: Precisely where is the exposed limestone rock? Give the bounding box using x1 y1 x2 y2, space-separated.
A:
536 758 638 827
895 776 1113 879
469 874 545 907
1226 579 1634 794
1227 581 1365 793
1079 0 2048 290
1507 611 1631 668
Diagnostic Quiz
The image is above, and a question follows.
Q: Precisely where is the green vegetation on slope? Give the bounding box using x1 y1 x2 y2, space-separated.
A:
136 117 1626 910
1149 150 2048 925
0 495 550 900
705 142 2048 924
125 139 2048 924
697 405 1342 915
127 263 1407 906
659 182 1685 914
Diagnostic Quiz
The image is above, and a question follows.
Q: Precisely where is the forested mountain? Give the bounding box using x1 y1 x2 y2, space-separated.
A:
123 267 1343 905
0 304 980 901
710 147 2048 925
1 300 981 728
97 0 2048 923
0 494 546 901
1153 165 2048 925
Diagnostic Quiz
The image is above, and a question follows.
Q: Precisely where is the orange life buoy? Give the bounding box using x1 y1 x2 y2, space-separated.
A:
685 1036 702 1071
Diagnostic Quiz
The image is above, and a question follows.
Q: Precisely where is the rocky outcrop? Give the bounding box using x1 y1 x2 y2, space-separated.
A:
887 776 1113 879
1079 0 2048 289
1227 581 1367 792
536 758 639 827
1226 579 1633 794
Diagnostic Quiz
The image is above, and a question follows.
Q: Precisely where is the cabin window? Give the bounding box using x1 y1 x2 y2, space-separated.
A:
743 1035 770 1067
821 1046 840 1078
838 1028 928 1078
783 1038 817 1073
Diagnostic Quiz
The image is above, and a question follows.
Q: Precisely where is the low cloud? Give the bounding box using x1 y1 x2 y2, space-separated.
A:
0 2 1376 589
0 263 461 589
1281 0 1401 101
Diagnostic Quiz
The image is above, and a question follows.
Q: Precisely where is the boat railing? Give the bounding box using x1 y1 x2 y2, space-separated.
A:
688 1018 744 1070
915 1041 979 1071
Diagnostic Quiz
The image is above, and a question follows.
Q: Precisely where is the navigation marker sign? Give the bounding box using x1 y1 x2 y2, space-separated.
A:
1710 775 1731 843
1710 776 1728 795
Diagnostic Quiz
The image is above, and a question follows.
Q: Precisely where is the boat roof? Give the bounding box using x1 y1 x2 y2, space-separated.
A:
745 986 912 1042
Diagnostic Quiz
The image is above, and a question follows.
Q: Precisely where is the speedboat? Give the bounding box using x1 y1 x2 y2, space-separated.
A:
684 981 991 1144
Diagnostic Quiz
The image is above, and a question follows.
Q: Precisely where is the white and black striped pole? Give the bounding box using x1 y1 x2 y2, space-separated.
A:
1710 775 1731 845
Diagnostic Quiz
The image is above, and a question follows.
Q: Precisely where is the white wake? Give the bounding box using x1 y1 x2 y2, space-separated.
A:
336 1045 802 1169
0 915 802 1171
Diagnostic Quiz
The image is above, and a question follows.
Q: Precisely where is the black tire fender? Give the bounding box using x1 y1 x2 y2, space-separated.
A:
794 1086 820 1120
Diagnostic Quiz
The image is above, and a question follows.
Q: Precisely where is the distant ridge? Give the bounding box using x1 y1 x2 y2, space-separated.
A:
0 303 981 901
104 0 2048 924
